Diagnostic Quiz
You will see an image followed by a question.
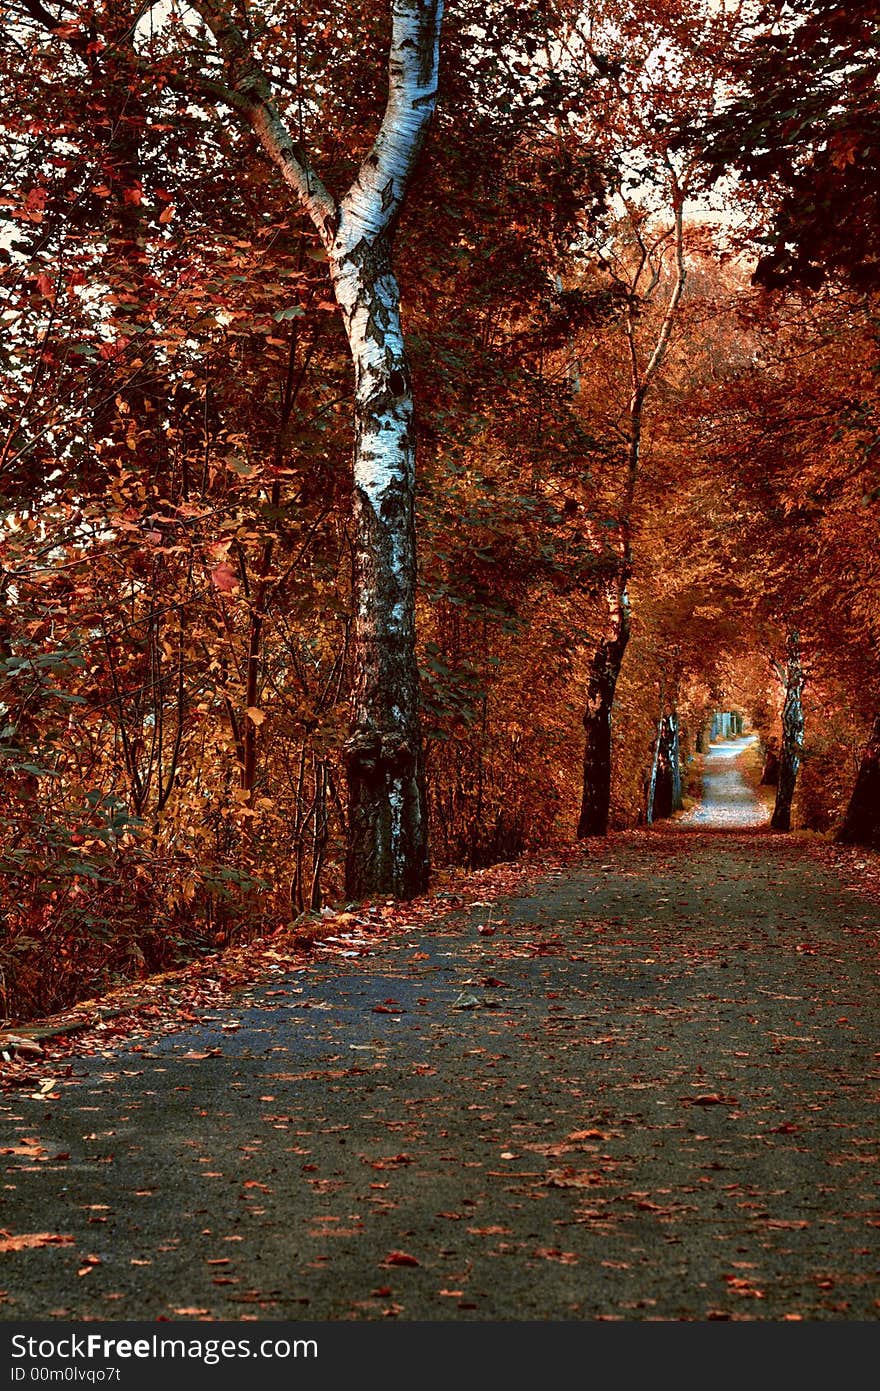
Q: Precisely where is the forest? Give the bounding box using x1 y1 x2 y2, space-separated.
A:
1 0 878 1024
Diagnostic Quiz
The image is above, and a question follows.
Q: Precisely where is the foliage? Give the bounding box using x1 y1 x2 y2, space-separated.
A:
1 0 877 1018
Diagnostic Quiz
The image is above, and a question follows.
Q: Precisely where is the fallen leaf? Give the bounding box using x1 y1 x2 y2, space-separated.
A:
545 1169 601 1189
0 1034 43 1056
0 1137 46 1159
0 1231 74 1252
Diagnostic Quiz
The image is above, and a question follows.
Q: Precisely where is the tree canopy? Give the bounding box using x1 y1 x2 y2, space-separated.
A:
1 0 878 1020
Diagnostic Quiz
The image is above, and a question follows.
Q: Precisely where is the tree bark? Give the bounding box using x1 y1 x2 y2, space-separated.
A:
646 711 664 825
333 235 427 898
770 632 805 832
577 579 631 837
647 714 676 823
186 0 443 899
760 743 780 786
669 711 683 812
837 712 880 849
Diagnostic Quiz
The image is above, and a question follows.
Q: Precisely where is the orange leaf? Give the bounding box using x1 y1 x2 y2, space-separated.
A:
0 1231 74 1252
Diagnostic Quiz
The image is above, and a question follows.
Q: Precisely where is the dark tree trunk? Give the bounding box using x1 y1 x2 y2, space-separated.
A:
837 712 880 849
760 745 780 786
669 711 683 813
770 632 805 832
577 581 631 838
653 749 674 820
648 715 675 822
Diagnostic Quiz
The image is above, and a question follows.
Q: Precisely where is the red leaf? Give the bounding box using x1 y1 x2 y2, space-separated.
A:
211 562 238 593
382 1250 420 1268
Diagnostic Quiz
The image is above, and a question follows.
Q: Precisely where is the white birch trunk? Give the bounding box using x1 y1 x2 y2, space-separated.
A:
188 0 443 898
328 2 442 899
331 239 426 898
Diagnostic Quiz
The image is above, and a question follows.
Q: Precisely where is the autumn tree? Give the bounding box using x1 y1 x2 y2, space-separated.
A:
676 283 880 837
708 0 880 847
708 0 880 293
555 0 745 835
166 1 445 899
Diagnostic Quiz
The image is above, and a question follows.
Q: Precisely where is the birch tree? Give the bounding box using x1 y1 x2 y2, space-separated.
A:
769 631 805 833
178 0 443 899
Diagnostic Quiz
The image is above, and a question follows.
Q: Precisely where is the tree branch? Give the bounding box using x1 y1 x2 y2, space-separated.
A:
186 0 337 242
337 0 444 245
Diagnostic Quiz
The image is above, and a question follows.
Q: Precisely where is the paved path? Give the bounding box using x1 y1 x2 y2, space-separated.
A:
2 832 878 1321
679 735 769 829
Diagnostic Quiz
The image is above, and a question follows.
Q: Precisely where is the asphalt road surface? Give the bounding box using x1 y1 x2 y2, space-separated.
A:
2 820 878 1321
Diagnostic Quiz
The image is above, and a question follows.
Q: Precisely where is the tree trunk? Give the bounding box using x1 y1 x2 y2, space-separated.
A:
653 731 674 820
669 711 683 812
577 580 631 838
180 1 443 901
770 632 805 832
646 712 664 825
332 235 428 898
760 744 780 786
647 715 676 823
837 712 880 849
